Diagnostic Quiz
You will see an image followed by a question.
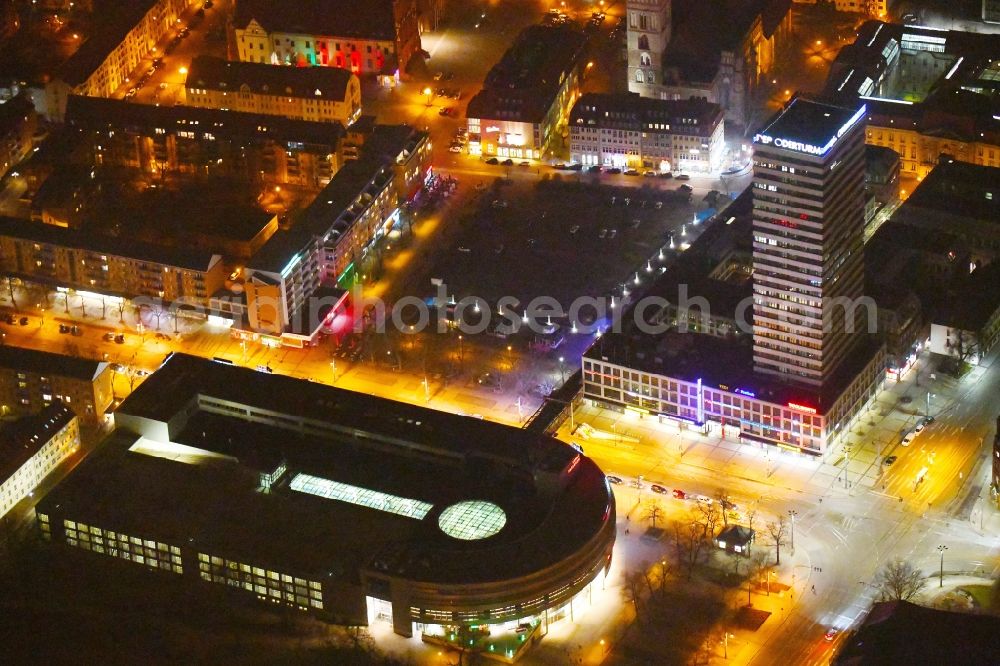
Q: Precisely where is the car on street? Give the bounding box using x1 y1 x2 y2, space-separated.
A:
679 184 693 193
476 371 500 388
650 484 668 494
606 167 622 174
901 432 916 447
114 334 126 344
485 157 499 165
71 325 82 336
152 58 163 69
676 174 691 181
672 489 686 499
606 475 623 485
433 72 444 81
587 165 602 173
607 229 617 239
914 421 926 433
569 225 580 234
693 494 713 505
59 324 70 334
824 629 838 642
204 0 214 7
883 455 898 466
501 158 514 166
491 199 508 209
438 107 455 117
658 171 673 179
103 332 116 341
519 161 530 167
598 228 607 239
18 316 28 326
448 143 462 153
179 27 190 38
624 169 640 176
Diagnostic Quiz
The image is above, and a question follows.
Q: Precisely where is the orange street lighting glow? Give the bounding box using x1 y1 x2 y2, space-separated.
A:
179 66 188 75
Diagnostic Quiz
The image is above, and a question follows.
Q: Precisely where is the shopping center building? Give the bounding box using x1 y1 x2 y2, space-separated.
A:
582 97 887 456
36 354 616 651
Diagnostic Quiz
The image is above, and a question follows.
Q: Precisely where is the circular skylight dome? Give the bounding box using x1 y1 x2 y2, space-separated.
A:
438 501 507 540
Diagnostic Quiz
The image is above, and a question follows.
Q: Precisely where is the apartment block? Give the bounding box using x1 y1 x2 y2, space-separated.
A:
0 347 112 424
0 402 79 519
185 56 362 126
569 93 724 172
43 0 200 121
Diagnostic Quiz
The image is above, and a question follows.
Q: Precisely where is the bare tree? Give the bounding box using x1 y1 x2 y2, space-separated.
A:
672 518 708 581
714 490 735 527
695 501 723 540
874 559 926 602
766 518 788 565
623 569 645 618
643 500 664 529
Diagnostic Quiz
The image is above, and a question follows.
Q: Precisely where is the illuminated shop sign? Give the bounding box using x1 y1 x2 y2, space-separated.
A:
753 105 866 157
787 402 817 414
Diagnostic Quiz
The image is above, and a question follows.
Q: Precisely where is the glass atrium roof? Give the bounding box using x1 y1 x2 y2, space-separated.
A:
438 501 507 540
289 473 433 520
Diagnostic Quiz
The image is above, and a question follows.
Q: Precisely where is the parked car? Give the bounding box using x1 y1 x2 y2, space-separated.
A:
624 169 640 176
501 158 514 166
672 489 686 499
606 475 623 485
485 157 499 165
900 432 916 447
587 165 602 173
569 224 580 234
676 174 691 181
18 316 28 326
103 332 116 341
650 484 668 494
71 325 82 336
883 455 898 466
114 334 126 344
438 107 455 117
448 143 462 153
606 167 622 174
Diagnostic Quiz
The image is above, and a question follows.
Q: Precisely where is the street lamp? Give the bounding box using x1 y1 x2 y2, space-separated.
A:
788 509 798 555
926 391 934 419
937 544 948 587
558 356 566 383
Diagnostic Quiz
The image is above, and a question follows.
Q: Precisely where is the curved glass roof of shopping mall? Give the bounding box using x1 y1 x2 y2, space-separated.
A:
438 501 507 540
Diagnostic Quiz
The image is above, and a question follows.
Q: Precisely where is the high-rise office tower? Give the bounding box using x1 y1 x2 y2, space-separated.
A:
751 97 868 387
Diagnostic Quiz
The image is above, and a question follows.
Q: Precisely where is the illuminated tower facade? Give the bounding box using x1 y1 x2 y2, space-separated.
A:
626 0 671 96
751 98 868 388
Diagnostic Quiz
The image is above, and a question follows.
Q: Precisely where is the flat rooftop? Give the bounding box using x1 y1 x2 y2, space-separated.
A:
46 353 614 584
584 189 882 412
0 216 219 272
754 97 864 152
902 159 999 223
0 345 107 382
66 96 344 148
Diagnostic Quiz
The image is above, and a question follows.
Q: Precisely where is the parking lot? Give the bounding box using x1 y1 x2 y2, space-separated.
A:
419 177 701 309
